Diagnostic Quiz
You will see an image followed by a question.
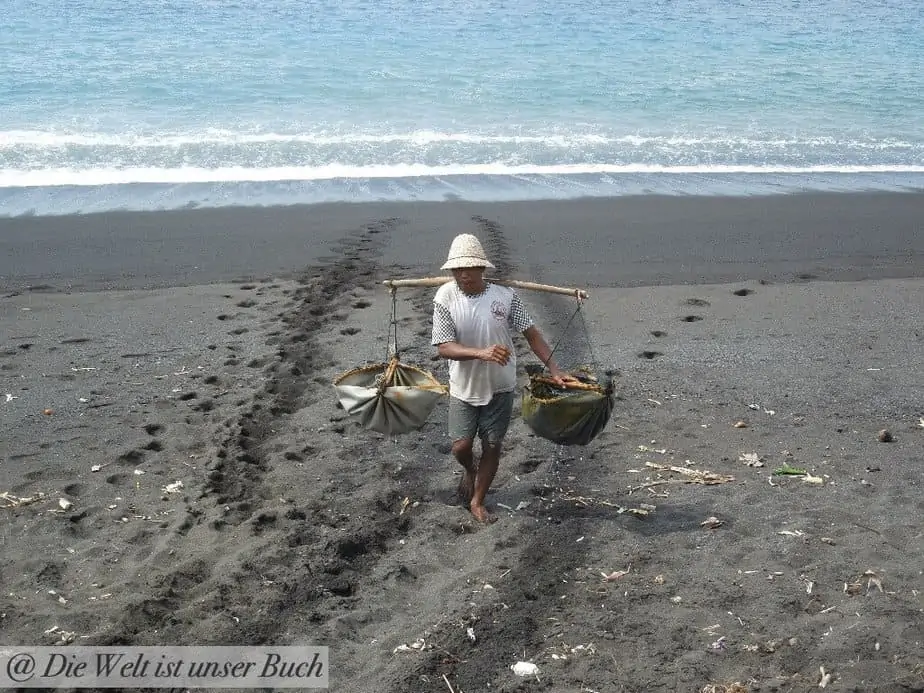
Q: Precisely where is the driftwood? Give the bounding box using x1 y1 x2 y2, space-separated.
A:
643 462 735 485
529 375 605 392
382 276 589 300
1 491 47 509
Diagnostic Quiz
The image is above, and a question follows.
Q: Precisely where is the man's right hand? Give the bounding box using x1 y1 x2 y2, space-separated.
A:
479 344 511 366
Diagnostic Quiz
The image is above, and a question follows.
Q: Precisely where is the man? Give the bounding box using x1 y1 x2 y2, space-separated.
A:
431 233 578 523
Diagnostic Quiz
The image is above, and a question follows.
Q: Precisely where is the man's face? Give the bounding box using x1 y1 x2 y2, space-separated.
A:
452 266 485 294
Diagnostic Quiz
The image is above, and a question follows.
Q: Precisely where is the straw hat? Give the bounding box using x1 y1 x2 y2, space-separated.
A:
440 234 495 270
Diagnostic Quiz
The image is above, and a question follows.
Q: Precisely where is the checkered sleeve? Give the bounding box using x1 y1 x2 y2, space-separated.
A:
431 302 457 345
508 292 534 333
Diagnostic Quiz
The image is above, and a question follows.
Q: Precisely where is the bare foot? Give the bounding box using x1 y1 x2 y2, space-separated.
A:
470 502 497 524
457 468 475 502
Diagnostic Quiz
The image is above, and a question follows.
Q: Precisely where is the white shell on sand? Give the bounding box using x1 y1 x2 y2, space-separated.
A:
511 662 539 677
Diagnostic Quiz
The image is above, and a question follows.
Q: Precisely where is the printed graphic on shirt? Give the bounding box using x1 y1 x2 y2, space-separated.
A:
490 300 507 321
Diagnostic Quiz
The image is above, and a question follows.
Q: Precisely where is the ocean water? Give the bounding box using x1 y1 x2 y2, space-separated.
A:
2 0 924 217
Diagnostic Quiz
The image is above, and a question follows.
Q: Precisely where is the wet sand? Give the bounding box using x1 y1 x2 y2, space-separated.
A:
2 191 924 292
1 194 923 692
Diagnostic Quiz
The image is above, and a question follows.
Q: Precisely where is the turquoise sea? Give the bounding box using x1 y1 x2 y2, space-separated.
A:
2 0 924 217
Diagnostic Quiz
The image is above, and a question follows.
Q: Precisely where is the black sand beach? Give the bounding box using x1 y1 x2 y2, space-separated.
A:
1 192 923 693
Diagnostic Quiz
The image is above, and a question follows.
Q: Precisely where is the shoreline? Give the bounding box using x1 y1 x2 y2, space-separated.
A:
1 190 923 293
2 171 924 220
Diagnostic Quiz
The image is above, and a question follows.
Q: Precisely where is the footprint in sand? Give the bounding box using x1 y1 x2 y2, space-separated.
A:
117 449 145 466
251 512 277 535
106 472 128 486
520 457 543 473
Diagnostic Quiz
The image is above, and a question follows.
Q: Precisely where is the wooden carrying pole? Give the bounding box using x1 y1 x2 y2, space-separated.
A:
382 276 589 300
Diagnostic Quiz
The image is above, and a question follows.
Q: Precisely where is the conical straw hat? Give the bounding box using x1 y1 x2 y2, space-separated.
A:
440 234 495 270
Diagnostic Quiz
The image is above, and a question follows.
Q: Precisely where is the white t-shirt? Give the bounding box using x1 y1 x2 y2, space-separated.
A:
431 282 534 405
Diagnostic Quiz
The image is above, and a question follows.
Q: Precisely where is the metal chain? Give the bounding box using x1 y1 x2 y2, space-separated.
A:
384 288 400 362
546 295 600 373
545 302 581 369
577 301 600 372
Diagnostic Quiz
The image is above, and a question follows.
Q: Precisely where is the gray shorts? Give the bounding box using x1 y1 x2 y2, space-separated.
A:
448 391 515 445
